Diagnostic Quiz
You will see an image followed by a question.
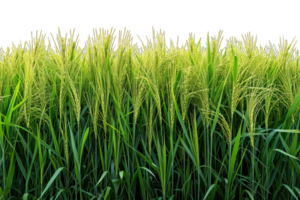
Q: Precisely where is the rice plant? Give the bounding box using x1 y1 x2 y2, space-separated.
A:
0 28 300 200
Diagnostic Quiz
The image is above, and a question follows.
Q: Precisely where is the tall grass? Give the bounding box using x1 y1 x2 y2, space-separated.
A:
0 28 300 199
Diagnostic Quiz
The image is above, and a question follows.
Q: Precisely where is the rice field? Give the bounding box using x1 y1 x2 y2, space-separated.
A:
0 28 300 199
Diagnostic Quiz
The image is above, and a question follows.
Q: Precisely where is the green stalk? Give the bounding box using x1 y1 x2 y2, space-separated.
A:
95 135 97 195
207 37 212 189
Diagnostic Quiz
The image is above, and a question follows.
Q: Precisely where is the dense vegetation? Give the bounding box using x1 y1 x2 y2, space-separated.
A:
0 28 300 200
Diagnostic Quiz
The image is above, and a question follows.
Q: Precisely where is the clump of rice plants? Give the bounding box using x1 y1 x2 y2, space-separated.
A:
0 28 300 200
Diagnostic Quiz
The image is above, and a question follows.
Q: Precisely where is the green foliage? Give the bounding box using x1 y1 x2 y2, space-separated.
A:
0 28 300 199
